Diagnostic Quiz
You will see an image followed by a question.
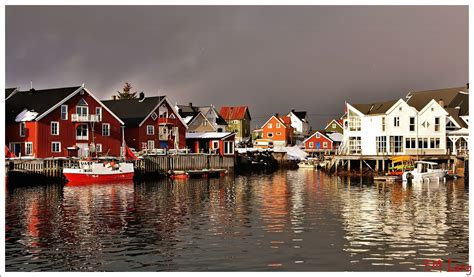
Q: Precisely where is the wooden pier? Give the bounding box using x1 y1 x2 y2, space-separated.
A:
6 154 235 185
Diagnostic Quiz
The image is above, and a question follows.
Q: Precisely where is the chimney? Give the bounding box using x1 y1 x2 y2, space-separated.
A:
111 95 117 100
438 98 445 107
138 92 145 102
291 109 295 113
28 88 36 95
189 102 193 108
275 113 279 117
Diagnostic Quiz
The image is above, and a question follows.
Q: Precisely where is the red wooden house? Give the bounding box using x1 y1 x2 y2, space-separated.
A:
6 85 125 158
102 95 188 151
303 131 334 153
261 114 294 147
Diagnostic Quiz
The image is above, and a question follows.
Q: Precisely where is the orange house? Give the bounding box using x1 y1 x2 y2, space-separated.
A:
261 114 294 147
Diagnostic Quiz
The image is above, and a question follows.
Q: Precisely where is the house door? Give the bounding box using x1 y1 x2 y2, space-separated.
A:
316 142 321 149
76 143 89 158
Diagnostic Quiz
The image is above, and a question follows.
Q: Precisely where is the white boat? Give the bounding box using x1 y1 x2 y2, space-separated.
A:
63 159 134 184
402 161 447 183
298 160 316 168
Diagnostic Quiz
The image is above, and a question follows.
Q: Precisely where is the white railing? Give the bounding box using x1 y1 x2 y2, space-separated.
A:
71 114 100 122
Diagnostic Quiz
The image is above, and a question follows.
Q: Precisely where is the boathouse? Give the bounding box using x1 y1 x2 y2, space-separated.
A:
185 132 235 156
6 85 125 158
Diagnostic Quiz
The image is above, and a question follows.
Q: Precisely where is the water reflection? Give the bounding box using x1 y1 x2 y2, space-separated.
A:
5 170 468 271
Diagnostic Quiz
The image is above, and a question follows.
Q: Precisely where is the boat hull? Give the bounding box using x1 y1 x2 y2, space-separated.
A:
64 172 134 183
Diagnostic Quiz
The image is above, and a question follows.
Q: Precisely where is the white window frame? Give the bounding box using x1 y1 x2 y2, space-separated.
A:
141 142 148 150
276 123 281 128
151 112 158 121
224 141 234 155
394 117 400 127
19 122 26 137
309 142 314 148
96 143 102 153
95 107 102 121
409 117 415 132
267 132 274 138
76 124 88 140
147 125 155 135
102 123 110 136
61 105 68 120
25 142 33 156
434 117 440 132
323 141 328 149
147 140 155 150
76 105 89 116
376 136 387 153
276 132 282 136
51 121 59 136
268 123 272 129
211 140 219 149
51 142 61 153
332 123 336 129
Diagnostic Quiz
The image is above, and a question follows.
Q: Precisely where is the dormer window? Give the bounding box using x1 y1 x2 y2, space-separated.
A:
159 104 168 118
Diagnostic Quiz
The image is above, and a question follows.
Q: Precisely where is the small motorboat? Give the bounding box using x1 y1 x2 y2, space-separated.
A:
298 159 316 168
402 161 447 183
63 159 134 183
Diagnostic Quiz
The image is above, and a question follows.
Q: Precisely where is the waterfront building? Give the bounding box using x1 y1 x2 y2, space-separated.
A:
219 106 252 142
102 95 187 151
261 114 294 147
286 109 310 136
176 103 228 133
303 131 335 154
6 85 124 158
185 132 236 156
324 119 344 134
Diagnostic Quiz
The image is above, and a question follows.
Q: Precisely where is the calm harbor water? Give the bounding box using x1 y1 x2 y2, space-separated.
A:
5 170 468 271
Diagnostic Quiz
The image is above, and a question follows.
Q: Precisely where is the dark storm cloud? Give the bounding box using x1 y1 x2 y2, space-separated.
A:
6 6 468 129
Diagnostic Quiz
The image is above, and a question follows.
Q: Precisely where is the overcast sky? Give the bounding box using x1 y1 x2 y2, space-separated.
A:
6 6 468 129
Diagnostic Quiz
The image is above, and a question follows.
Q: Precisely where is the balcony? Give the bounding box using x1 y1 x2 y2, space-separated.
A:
71 114 100 122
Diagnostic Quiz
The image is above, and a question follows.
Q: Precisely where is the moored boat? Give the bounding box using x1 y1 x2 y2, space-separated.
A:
63 159 134 183
402 161 447 183
298 159 316 168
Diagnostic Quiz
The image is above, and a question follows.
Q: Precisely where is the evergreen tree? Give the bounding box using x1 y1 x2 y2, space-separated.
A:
116 82 138 99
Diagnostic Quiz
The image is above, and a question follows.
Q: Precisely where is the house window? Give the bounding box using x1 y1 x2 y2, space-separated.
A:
268 123 272 129
276 123 281 128
76 105 88 116
212 140 219 149
423 138 429 149
348 137 361 154
323 142 328 149
151 112 158 121
434 117 440 131
76 124 88 140
96 143 102 153
430 138 435 149
96 107 102 121
102 123 110 136
159 126 168 140
376 136 387 153
276 132 282 136
393 117 400 127
51 121 59 135
309 142 314 148
409 117 415 131
51 142 61 153
332 123 336 129
382 117 385 132
19 122 26 137
405 138 416 149
147 125 155 135
267 132 273 138
224 141 234 155
159 105 168 118
316 133 320 138
418 138 423 149
141 142 148 150
349 116 361 131
435 138 440 148
389 136 403 153
147 140 155 150
25 142 33 156
204 120 207 126
61 105 68 120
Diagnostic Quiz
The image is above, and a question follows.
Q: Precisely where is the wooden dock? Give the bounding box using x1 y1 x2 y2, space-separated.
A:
6 154 235 185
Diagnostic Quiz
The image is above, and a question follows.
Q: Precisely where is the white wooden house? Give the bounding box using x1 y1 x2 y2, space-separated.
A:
286 110 309 136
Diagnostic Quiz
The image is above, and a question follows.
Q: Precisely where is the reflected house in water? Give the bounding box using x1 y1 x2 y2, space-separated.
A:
5 85 125 158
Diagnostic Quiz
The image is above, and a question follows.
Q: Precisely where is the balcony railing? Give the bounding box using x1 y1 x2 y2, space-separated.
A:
71 114 100 122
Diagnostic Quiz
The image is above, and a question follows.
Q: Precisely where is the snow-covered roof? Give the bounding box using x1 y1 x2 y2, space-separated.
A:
274 146 308 160
186 132 234 140
447 128 469 135
326 132 343 142
183 115 194 124
15 108 39 122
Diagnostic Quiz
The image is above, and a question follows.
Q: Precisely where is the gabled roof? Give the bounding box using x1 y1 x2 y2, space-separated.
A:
351 99 399 115
324 119 343 130
288 111 307 122
6 86 83 123
102 96 165 127
220 106 251 120
445 107 468 129
302 130 332 144
186 132 234 140
177 104 227 127
406 86 468 113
